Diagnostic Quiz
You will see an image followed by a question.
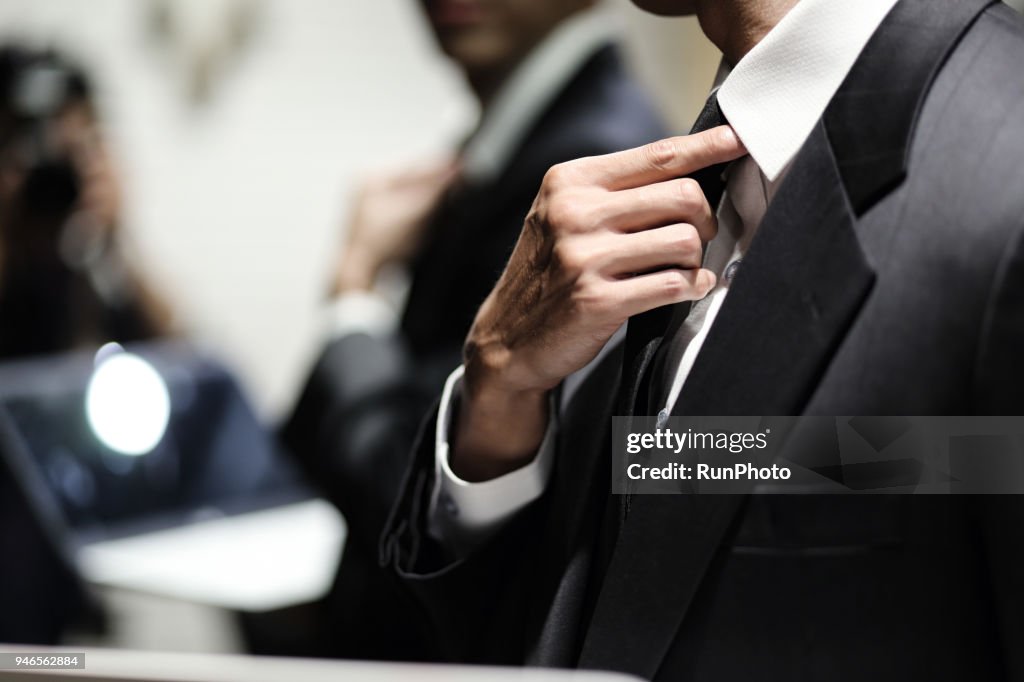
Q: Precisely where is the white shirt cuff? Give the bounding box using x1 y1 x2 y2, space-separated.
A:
429 366 556 553
324 291 398 340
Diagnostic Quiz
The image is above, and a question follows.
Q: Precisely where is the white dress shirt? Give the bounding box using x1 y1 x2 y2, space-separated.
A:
326 8 616 338
431 0 901 552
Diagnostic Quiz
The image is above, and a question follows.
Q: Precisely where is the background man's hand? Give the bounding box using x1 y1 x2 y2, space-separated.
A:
452 126 747 481
332 157 461 295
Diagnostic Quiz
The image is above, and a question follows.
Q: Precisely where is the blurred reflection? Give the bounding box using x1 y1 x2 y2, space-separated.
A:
0 340 314 645
2 342 305 538
85 343 171 457
0 45 171 359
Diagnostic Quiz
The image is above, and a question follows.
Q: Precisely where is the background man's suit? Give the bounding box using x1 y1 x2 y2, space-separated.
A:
280 44 665 660
383 1 1024 679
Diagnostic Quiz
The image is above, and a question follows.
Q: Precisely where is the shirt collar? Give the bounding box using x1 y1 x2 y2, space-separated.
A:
717 0 900 182
461 7 616 184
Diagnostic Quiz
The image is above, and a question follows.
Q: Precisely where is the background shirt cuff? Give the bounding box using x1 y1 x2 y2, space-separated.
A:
324 291 398 340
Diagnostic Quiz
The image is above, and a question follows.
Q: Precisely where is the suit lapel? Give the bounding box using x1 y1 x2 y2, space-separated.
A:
826 0 996 216
578 0 995 678
580 126 870 679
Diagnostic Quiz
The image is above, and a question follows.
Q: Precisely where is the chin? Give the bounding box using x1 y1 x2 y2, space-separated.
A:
437 31 511 73
630 0 699 16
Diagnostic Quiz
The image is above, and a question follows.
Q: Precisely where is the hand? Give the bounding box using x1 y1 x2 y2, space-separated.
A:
75 129 122 233
452 126 747 481
332 157 461 295
60 102 122 234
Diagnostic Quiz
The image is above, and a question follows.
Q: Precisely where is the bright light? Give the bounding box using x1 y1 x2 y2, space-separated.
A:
85 348 171 456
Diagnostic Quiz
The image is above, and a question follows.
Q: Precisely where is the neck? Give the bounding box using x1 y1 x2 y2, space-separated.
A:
696 0 800 65
465 63 517 108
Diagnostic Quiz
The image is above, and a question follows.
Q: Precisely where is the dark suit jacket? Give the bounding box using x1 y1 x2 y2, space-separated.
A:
281 44 666 660
382 1 1024 679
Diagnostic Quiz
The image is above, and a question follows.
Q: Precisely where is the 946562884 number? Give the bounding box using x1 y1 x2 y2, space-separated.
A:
0 653 85 670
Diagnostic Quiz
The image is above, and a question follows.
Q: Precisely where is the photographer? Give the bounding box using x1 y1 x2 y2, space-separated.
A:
0 45 170 359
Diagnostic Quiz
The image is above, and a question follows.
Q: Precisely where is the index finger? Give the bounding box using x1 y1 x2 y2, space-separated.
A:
593 126 747 191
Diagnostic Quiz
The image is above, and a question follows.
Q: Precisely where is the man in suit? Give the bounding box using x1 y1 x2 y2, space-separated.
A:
382 0 1024 678
280 0 665 660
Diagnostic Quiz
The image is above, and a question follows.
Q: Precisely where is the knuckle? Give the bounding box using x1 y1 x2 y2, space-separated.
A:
667 224 700 253
676 178 704 212
543 160 581 191
645 139 678 171
542 163 568 189
552 239 586 274
662 270 690 297
546 197 580 233
546 190 602 234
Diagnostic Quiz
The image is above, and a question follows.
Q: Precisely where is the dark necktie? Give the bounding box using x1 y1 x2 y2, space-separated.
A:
617 92 730 418
581 94 734 633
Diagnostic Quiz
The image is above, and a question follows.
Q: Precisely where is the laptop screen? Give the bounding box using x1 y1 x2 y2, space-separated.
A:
0 342 307 545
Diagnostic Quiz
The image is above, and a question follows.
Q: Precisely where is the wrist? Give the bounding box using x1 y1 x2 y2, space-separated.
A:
451 372 549 482
332 248 379 295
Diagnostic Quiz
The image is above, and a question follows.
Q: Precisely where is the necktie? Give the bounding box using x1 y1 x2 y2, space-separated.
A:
618 92 730 418
583 94 734 631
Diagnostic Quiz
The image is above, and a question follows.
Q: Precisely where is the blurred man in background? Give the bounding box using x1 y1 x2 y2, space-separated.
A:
0 46 171 359
279 0 666 662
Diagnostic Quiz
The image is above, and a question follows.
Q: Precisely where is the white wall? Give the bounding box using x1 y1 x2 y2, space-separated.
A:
0 0 718 418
